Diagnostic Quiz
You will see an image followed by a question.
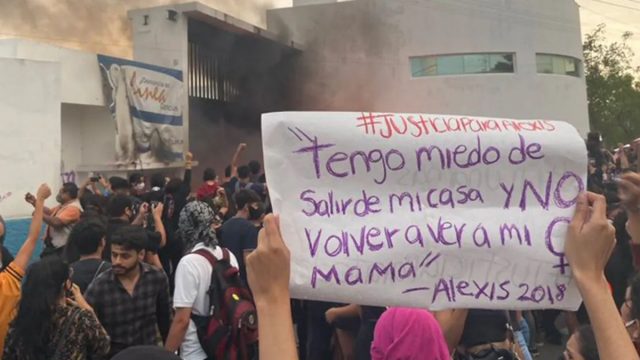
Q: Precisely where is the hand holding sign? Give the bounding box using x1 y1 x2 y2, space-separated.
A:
247 214 291 306
565 193 616 284
263 112 587 310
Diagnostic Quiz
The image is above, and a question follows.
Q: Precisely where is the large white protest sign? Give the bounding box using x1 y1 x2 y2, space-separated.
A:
262 112 587 310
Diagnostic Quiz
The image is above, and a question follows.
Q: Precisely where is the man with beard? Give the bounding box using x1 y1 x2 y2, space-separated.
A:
85 225 172 358
25 182 82 258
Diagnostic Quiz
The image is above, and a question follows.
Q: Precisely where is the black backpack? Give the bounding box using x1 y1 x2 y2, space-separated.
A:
190 248 258 360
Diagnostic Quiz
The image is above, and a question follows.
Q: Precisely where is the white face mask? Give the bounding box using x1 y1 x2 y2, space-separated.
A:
135 183 145 191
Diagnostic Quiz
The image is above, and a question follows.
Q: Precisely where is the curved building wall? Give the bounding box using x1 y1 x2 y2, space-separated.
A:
268 0 589 135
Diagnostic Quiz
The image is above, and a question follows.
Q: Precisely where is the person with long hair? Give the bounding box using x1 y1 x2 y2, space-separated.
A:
3 257 110 360
0 184 50 352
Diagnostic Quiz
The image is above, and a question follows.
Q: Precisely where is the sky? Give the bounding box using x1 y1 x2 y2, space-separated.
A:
577 0 640 69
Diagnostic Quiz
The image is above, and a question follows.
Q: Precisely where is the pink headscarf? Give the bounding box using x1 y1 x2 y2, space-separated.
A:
371 308 450 360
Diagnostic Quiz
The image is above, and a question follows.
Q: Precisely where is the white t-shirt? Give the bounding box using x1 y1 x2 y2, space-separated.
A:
173 243 239 360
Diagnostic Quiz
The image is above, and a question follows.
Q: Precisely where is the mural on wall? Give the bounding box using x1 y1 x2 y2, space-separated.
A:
60 170 76 184
98 55 184 166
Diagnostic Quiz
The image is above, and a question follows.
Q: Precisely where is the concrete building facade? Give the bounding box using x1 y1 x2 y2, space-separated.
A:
0 0 589 222
267 0 589 135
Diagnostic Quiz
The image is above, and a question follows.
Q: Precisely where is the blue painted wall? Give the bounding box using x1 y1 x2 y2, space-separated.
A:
3 218 44 263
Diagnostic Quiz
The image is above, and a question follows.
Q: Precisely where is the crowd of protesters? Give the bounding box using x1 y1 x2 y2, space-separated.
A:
0 135 639 360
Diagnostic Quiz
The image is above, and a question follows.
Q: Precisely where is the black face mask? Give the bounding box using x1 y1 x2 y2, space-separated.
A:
248 203 265 221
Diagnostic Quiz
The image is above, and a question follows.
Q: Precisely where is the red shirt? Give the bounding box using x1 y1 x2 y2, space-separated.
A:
196 182 219 201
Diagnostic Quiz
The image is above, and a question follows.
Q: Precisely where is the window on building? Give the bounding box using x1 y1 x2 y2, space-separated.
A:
536 54 581 77
410 53 515 77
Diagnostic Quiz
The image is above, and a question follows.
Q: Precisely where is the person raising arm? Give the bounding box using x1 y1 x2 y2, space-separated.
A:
565 192 639 359
230 143 247 179
0 183 51 352
246 214 298 360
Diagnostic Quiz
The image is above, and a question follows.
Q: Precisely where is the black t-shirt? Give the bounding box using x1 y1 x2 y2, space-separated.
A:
460 310 509 348
220 217 259 283
361 306 386 322
71 258 112 293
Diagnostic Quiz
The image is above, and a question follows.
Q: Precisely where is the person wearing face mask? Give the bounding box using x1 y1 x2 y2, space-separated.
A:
26 182 83 259
167 200 241 359
219 189 264 285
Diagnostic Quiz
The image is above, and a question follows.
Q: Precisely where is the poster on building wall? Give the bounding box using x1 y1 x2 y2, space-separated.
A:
262 112 587 310
98 55 184 165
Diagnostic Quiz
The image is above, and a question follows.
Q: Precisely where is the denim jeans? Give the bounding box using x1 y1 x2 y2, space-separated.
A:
514 329 533 360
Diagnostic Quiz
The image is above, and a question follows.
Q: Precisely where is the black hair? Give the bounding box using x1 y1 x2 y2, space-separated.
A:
111 225 147 252
630 273 640 321
68 218 106 256
248 160 261 175
203 168 217 181
577 325 599 360
237 165 250 180
107 194 133 218
62 182 79 199
109 176 130 191
129 173 143 185
80 193 105 216
0 215 5 245
225 165 231 178
11 257 70 360
460 310 508 348
587 132 601 144
150 173 165 188
234 189 261 210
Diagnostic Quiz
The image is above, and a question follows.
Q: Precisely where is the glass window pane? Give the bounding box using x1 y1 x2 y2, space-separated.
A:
464 54 489 73
536 54 581 77
410 57 437 77
489 54 514 73
565 59 579 76
536 54 553 74
410 53 515 77
552 56 565 75
436 55 464 75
